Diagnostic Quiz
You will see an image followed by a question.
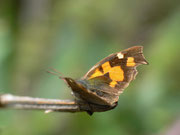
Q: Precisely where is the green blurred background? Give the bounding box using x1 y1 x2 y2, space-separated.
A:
0 0 180 135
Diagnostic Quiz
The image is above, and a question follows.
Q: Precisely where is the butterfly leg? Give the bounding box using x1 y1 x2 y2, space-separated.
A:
74 98 94 115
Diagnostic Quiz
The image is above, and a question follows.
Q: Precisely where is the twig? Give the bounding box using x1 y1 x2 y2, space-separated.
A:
0 94 115 114
0 94 90 113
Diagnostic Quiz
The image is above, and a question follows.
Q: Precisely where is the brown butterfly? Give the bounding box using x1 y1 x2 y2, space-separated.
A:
55 46 148 115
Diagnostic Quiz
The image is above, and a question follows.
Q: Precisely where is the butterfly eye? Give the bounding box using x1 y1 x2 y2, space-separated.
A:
69 78 73 82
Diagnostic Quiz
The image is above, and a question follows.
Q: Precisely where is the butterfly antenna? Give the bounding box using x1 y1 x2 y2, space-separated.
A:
47 67 65 80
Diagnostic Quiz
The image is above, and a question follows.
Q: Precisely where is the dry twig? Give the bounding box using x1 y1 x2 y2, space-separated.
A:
0 94 87 113
0 94 113 114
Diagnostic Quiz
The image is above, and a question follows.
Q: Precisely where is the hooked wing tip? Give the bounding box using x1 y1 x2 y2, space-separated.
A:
122 45 149 65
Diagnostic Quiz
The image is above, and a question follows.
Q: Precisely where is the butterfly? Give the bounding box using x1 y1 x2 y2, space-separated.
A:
53 46 148 115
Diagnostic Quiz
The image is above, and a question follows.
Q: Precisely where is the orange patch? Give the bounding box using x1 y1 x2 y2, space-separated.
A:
89 68 103 79
110 81 117 88
127 57 136 67
89 61 124 83
109 66 124 81
102 62 111 73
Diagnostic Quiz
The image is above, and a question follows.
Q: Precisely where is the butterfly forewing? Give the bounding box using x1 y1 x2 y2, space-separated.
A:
80 46 148 105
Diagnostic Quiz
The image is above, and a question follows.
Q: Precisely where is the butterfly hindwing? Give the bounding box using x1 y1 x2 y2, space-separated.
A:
81 75 120 105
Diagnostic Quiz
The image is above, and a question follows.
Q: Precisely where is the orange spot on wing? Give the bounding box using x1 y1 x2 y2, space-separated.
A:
109 66 124 81
89 61 124 84
127 57 135 67
110 81 117 87
102 62 111 73
89 68 103 79
89 62 111 79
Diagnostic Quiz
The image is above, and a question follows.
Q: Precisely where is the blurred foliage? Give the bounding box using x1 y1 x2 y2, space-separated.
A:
0 0 180 135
